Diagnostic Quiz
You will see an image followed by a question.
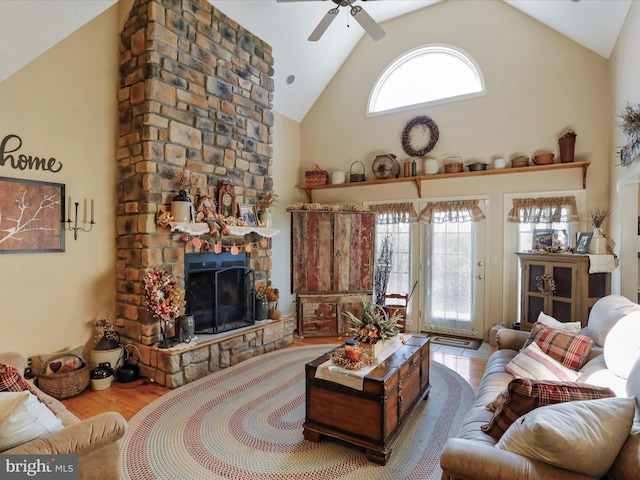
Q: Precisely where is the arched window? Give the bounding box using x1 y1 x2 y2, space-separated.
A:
367 45 485 116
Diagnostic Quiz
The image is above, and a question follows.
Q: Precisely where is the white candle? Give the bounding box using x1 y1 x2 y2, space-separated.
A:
91 199 94 223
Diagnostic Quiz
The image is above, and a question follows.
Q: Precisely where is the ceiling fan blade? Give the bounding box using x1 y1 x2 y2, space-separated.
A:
308 7 340 41
350 5 386 41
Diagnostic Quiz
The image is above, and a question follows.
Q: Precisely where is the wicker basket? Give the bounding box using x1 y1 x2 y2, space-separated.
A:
349 160 366 182
444 156 463 173
444 162 463 173
38 353 90 400
305 164 329 187
512 156 530 168
533 153 555 165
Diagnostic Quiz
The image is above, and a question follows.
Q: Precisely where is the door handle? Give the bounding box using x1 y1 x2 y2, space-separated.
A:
477 261 484 266
478 275 484 279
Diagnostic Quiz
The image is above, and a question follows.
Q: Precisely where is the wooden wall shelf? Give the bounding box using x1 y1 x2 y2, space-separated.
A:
299 161 591 202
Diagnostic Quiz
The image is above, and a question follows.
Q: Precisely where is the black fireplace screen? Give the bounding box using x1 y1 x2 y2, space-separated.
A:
185 252 255 334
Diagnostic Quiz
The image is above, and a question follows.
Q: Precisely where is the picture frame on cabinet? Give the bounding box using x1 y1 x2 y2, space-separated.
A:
532 229 554 251
575 232 593 254
239 203 257 226
553 229 568 251
0 176 65 254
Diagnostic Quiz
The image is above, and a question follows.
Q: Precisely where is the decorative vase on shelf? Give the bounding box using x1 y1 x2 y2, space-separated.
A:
172 190 192 223
588 227 608 255
559 136 576 163
259 208 272 228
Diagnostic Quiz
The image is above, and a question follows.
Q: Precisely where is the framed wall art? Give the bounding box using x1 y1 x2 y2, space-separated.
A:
0 177 65 253
239 203 257 226
575 232 593 254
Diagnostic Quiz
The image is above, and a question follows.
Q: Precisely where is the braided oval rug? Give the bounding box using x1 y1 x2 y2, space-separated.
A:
120 345 474 480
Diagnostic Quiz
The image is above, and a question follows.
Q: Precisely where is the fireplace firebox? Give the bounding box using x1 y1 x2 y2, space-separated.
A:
185 252 255 334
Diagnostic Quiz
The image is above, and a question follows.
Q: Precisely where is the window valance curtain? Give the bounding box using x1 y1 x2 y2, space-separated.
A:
507 196 579 223
368 203 418 224
419 200 485 224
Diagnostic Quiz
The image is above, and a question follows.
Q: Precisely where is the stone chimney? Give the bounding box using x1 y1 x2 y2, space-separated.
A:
116 0 275 371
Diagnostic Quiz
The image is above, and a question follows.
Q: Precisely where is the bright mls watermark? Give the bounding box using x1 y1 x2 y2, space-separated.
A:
1 455 78 479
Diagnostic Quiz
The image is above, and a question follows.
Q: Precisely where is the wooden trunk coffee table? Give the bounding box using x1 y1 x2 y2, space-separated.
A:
303 336 430 465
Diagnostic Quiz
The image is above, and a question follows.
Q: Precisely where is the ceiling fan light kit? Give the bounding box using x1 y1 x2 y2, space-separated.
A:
278 0 386 42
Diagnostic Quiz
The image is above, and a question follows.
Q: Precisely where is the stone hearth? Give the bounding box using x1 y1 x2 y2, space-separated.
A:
147 318 295 388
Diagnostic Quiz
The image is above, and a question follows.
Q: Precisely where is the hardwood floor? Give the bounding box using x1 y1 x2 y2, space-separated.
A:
61 335 488 421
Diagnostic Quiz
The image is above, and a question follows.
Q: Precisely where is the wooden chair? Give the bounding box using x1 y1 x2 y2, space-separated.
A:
383 294 409 333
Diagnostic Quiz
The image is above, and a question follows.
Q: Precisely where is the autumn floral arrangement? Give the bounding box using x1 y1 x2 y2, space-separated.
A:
144 269 185 325
330 347 376 371
590 207 611 229
344 296 401 344
91 314 118 342
257 190 279 211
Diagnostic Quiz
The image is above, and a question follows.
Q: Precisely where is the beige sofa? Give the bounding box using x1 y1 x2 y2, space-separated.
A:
440 295 640 480
0 351 127 480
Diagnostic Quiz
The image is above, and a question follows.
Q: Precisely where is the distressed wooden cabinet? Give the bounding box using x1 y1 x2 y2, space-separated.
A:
517 253 611 331
291 210 375 336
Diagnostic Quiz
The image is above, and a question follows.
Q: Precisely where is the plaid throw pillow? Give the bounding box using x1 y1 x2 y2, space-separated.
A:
523 322 594 371
481 378 616 440
505 342 580 382
0 363 43 401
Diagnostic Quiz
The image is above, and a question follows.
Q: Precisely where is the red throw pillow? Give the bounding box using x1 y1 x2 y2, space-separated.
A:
523 322 593 371
0 362 44 402
481 378 615 440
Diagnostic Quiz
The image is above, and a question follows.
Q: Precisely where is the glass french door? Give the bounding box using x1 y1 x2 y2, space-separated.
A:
422 205 485 338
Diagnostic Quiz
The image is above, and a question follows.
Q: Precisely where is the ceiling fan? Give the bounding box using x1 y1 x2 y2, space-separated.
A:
277 0 386 42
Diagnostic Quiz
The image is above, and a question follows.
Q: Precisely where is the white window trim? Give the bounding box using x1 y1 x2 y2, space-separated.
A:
366 43 487 118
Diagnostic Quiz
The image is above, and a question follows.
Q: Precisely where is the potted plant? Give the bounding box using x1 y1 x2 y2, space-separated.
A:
588 207 611 255
172 168 193 223
257 190 279 228
343 296 402 358
90 315 123 369
255 286 270 321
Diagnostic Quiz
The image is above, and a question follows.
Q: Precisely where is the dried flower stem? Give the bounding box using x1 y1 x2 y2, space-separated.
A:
589 207 610 229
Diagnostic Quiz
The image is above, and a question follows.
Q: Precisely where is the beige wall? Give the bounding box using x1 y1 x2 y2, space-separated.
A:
609 2 640 300
0 6 120 357
271 113 306 317
300 0 610 334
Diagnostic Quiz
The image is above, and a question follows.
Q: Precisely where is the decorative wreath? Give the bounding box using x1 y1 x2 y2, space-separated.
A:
329 347 376 371
536 274 557 296
401 115 440 157
144 269 185 324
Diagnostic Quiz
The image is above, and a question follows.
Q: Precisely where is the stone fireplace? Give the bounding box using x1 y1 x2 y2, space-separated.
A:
115 0 293 388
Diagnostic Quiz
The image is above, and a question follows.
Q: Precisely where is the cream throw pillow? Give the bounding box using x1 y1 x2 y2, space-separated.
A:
496 397 636 478
0 391 64 451
536 312 581 333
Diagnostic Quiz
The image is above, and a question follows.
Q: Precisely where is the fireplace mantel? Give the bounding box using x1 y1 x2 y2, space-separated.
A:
170 222 279 239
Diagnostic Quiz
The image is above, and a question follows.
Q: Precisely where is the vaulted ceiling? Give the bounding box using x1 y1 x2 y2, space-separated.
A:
0 0 631 122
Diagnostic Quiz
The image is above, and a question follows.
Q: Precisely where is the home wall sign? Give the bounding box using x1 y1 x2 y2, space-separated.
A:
0 176 65 253
0 134 63 173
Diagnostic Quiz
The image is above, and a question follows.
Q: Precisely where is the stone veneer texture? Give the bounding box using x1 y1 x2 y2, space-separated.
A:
115 0 276 382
